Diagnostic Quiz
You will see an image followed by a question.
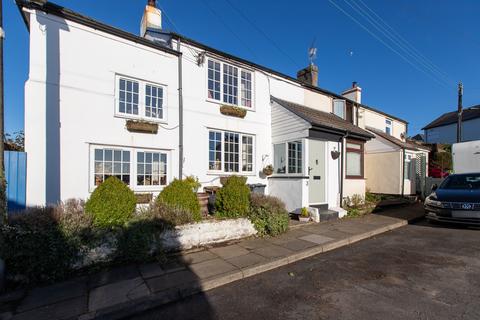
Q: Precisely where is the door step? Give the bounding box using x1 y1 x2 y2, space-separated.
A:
319 209 339 221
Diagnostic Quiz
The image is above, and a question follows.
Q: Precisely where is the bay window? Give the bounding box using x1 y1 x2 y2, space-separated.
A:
207 58 253 108
91 146 168 190
116 75 167 121
346 140 364 178
273 141 303 175
208 130 254 174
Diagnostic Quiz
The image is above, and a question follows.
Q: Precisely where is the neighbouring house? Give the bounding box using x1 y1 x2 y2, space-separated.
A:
422 105 480 144
16 0 421 215
364 128 430 196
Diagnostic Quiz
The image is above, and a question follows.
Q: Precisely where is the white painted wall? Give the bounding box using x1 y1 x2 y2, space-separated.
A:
360 108 407 140
25 11 179 206
271 101 310 143
425 118 480 144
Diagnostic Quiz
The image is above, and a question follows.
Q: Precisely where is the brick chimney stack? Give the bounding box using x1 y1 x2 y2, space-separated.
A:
297 64 319 87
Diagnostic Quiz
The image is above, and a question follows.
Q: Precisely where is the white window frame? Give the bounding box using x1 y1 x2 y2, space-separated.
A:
114 74 168 123
135 150 169 190
89 144 171 192
206 57 255 110
207 129 256 175
385 118 393 135
273 140 304 176
333 99 346 119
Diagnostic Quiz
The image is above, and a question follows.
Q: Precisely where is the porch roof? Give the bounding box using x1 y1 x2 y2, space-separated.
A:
271 96 374 141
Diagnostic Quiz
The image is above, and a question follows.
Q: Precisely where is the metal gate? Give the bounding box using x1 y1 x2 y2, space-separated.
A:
415 153 427 198
4 151 27 212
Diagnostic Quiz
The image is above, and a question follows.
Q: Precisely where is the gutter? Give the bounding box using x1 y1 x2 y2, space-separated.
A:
177 38 184 178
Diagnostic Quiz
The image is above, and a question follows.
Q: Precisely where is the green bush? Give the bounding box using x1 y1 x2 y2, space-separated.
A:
142 202 198 226
248 194 289 236
0 207 79 285
157 179 201 221
184 175 201 192
85 177 136 227
215 176 250 218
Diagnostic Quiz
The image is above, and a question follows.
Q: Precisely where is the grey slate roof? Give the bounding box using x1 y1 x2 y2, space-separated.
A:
422 105 480 130
271 96 374 139
366 127 420 151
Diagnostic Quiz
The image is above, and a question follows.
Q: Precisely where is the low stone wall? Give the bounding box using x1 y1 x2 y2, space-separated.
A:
77 218 257 268
161 218 257 251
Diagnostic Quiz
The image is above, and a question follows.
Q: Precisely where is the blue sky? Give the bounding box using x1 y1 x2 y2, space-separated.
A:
5 0 480 136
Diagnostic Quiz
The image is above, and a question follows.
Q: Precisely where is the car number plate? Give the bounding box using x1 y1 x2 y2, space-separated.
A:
452 211 480 218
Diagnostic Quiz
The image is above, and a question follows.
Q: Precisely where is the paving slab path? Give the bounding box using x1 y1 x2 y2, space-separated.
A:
0 204 424 320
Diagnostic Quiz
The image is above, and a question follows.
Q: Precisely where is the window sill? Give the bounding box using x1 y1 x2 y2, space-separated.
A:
345 176 366 180
269 175 308 179
206 171 257 177
205 98 255 112
114 113 168 125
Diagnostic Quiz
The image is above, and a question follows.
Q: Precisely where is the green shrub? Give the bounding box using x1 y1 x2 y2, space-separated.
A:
157 179 201 221
0 207 79 285
215 176 250 218
184 175 201 192
365 191 381 204
142 202 198 226
85 177 136 227
248 194 289 236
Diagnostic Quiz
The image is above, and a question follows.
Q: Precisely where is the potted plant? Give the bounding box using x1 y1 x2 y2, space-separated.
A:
299 207 310 222
262 165 274 176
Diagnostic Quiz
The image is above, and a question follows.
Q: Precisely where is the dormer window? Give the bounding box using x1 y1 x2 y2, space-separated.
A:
385 119 393 135
207 58 253 108
333 99 346 119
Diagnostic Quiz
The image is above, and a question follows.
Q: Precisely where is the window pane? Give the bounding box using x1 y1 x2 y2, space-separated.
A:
93 148 131 188
209 130 222 170
288 141 302 174
145 84 164 119
241 70 252 108
118 78 139 116
136 151 167 186
242 135 253 172
223 64 238 105
274 143 286 174
346 152 361 176
346 143 361 150
208 60 221 100
333 100 345 119
224 132 240 172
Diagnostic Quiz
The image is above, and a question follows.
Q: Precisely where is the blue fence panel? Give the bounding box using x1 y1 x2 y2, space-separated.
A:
5 151 27 213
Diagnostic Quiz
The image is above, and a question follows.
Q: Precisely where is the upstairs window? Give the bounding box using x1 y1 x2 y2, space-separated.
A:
116 75 167 121
385 119 393 135
207 59 253 108
333 99 346 119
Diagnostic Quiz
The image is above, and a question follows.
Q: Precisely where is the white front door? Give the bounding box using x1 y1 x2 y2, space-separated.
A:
309 140 326 204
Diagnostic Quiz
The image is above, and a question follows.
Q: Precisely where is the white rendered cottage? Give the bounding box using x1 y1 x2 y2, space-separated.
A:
17 0 418 215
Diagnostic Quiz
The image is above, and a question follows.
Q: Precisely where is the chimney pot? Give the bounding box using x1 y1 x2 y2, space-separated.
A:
352 81 357 88
148 0 156 7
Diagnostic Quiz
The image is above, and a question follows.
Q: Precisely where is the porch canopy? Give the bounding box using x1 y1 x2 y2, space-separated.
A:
271 96 374 142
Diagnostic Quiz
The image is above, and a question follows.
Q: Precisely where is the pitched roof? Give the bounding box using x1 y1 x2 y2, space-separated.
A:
15 0 180 57
16 1 408 125
366 127 421 151
422 105 480 130
271 97 374 140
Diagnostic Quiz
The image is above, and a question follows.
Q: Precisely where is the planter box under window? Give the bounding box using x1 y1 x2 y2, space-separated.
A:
219 105 247 119
126 120 158 134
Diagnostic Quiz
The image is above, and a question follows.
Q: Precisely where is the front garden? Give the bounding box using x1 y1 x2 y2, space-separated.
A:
0 175 289 289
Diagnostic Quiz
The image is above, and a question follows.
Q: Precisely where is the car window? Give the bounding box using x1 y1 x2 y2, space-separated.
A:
440 174 480 190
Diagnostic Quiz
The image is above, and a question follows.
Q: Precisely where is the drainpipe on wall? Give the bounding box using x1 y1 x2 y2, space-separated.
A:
177 39 184 178
401 147 406 197
340 131 350 207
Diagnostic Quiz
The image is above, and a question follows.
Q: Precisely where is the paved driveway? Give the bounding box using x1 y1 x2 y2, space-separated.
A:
130 219 480 320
